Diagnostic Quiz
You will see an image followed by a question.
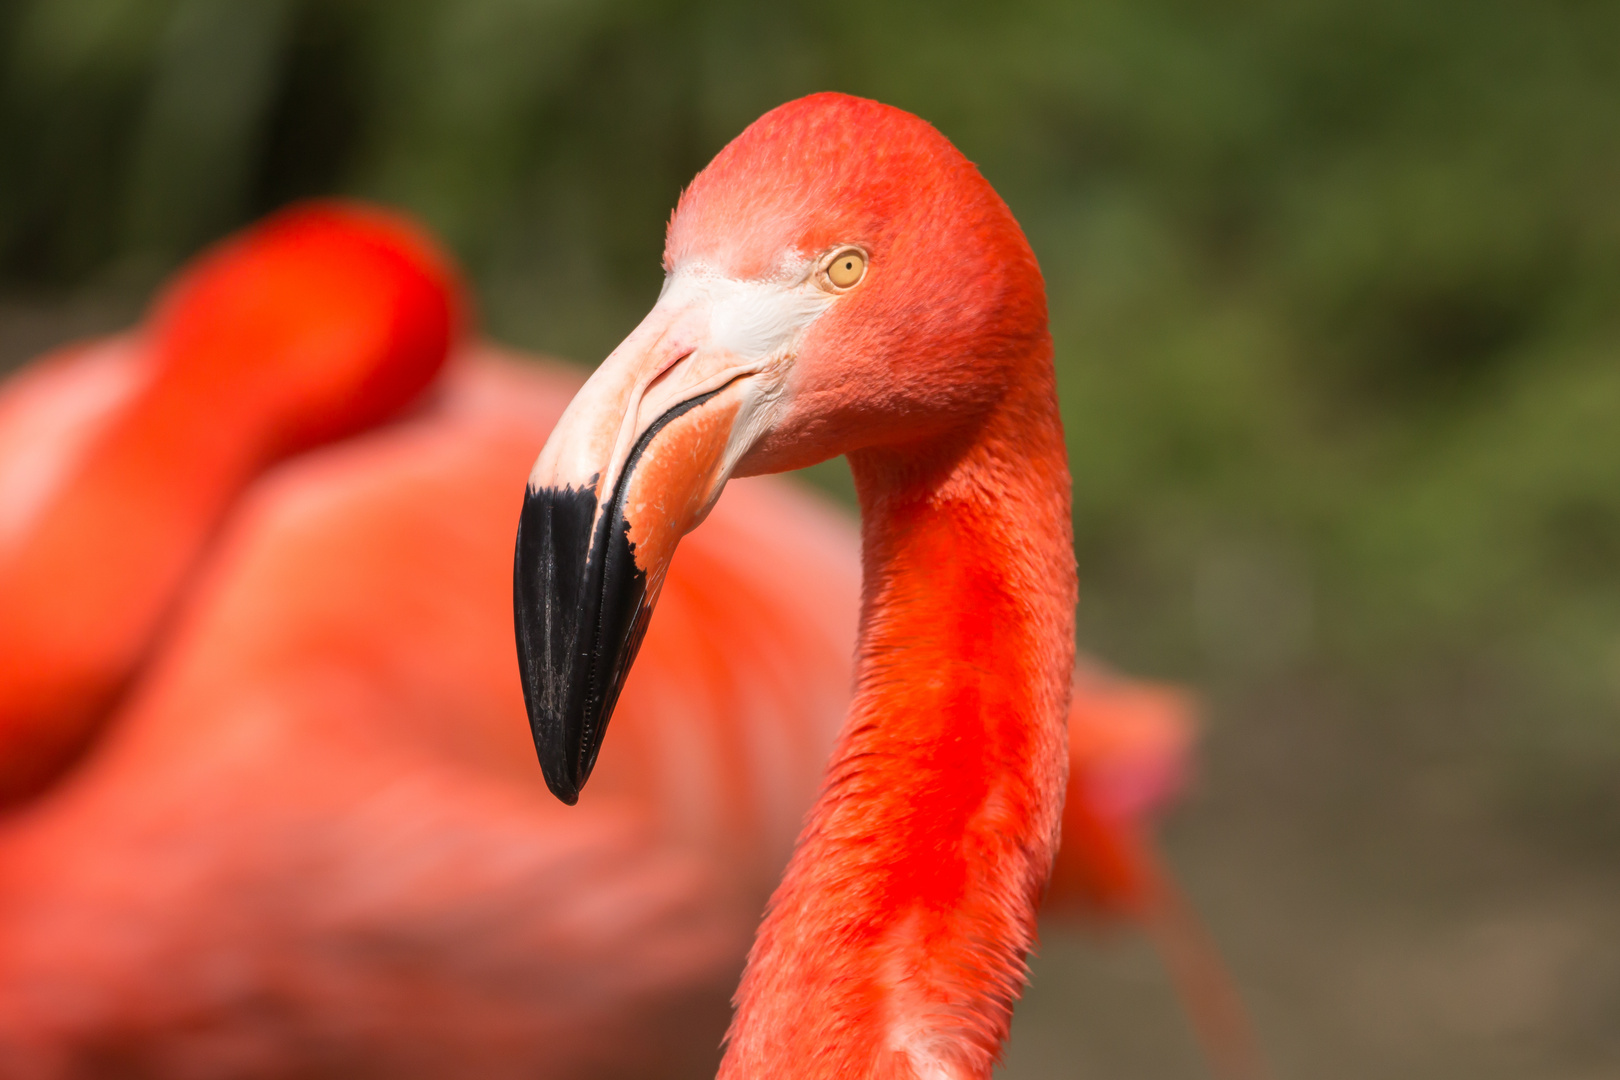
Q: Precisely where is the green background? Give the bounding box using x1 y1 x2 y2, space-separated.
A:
3 1 1618 1075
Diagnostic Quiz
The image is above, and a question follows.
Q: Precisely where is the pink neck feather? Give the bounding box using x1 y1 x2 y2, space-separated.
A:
720 351 1076 1080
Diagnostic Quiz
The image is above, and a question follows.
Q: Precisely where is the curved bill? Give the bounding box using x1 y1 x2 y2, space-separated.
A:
513 288 781 803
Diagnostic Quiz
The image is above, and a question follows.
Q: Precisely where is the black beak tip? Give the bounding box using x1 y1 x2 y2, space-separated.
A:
515 394 714 805
513 480 651 808
535 728 584 804
544 774 581 806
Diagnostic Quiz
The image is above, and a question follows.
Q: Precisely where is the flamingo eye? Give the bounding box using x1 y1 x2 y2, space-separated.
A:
825 249 866 289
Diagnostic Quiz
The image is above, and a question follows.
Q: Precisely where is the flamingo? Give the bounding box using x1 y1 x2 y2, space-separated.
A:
0 199 1247 1074
0 203 459 804
515 92 1262 1079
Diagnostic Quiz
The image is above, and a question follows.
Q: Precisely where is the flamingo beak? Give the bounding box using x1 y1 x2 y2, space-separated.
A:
513 297 768 804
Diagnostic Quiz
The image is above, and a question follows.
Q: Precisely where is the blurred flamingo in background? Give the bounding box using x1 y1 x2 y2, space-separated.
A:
0 204 458 805
0 195 1252 1075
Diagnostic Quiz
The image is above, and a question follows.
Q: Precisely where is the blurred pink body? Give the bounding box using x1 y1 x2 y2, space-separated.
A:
0 204 1224 1077
0 204 457 803
0 339 859 1077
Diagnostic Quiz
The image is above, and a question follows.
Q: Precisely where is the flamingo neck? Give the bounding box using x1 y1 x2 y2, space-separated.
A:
0 359 276 801
721 359 1077 1080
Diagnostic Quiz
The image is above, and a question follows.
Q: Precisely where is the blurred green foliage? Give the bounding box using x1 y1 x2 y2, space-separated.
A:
3 0 1618 824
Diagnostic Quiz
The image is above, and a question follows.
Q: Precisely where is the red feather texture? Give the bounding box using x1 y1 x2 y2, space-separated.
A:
0 203 459 804
684 94 1260 1080
666 95 1078 1079
0 339 861 1078
0 183 1258 1076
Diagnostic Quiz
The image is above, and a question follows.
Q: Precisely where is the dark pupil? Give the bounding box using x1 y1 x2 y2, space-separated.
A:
843 260 853 270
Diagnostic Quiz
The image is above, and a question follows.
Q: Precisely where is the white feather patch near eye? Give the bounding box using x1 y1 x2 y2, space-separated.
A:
662 263 835 363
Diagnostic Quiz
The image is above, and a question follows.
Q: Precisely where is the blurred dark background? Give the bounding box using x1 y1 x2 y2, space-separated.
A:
2 1 1618 1076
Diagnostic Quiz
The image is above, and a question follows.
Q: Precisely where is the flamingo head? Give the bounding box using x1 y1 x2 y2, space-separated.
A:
148 201 463 455
515 92 1050 803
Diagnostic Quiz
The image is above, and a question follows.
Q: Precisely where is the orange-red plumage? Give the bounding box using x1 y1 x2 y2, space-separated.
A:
523 93 1262 1079
0 203 459 803
0 187 1251 1074
0 335 855 1076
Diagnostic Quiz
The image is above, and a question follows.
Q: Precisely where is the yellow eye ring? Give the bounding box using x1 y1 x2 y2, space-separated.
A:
825 248 866 289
